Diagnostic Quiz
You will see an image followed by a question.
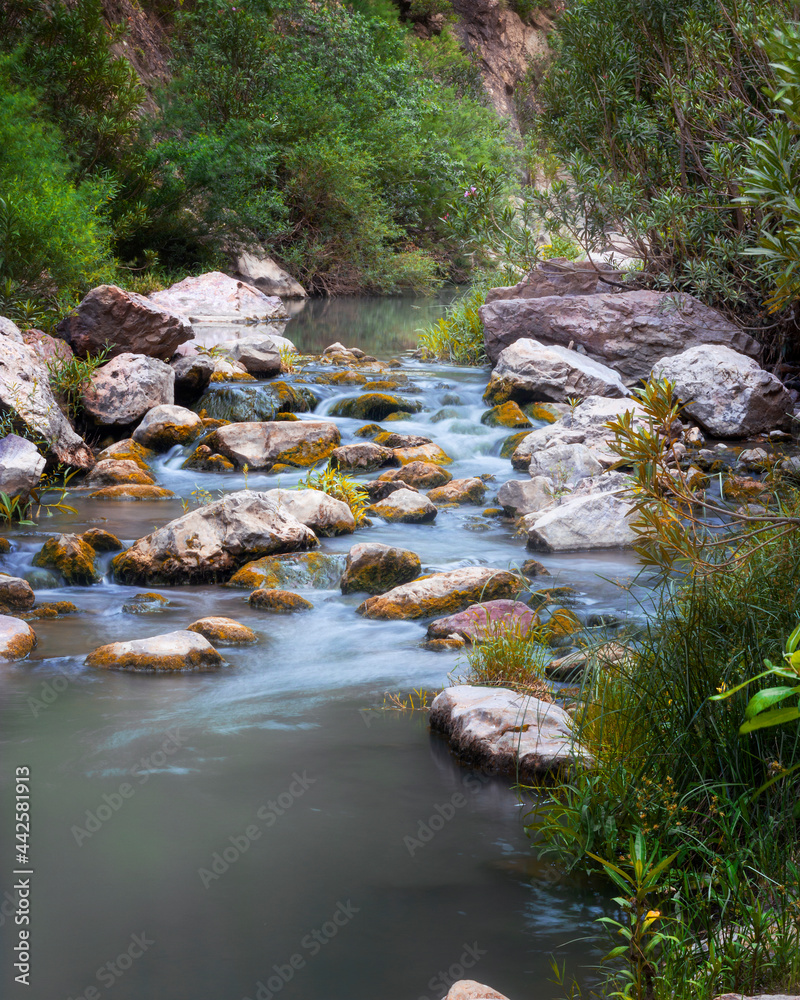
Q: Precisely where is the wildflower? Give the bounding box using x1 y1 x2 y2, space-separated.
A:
463 185 477 198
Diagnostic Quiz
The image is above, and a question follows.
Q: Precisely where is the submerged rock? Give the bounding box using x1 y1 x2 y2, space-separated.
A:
378 461 452 489
111 490 318 585
209 420 340 470
58 284 193 361
365 489 437 524
32 534 100 586
86 630 224 672
248 588 313 612
186 617 257 645
426 600 538 642
357 567 521 620
430 685 586 778
340 542 421 595
122 592 171 614
227 551 345 590
132 405 204 451
195 382 317 423
0 615 37 661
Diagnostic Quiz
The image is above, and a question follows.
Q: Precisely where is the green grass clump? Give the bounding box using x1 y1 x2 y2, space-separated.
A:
299 467 370 526
417 286 487 365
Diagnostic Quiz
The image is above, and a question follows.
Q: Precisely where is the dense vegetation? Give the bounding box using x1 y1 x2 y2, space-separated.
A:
0 0 512 307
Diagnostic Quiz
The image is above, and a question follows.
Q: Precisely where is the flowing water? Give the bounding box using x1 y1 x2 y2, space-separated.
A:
0 294 649 1000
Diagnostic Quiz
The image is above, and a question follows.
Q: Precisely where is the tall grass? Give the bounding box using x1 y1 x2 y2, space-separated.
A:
417 285 487 365
531 521 800 999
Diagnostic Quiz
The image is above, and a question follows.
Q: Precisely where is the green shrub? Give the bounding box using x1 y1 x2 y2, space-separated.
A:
417 285 488 365
0 70 115 294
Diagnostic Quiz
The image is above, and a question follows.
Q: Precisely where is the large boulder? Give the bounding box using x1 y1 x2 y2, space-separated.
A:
485 338 629 404
426 600 537 642
132 405 204 451
83 459 155 488
481 289 760 378
524 488 636 552
22 328 74 364
429 685 586 778
485 259 621 303
209 421 340 470
229 250 307 298
82 354 175 426
651 345 793 438
340 542 421 595
0 339 93 467
357 566 521 619
57 285 193 361
111 490 318 585
149 272 287 322
86 630 224 671
365 488 438 523
0 435 45 496
227 551 345 589
263 488 355 536
510 395 646 471
0 616 37 661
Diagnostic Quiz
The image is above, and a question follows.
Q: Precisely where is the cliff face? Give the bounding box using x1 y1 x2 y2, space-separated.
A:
450 0 553 126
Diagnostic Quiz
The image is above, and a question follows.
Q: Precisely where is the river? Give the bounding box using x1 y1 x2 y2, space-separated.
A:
0 293 646 1000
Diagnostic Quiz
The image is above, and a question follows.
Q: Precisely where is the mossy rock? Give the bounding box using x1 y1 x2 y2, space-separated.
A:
88 485 176 500
248 588 314 612
393 443 452 466
544 608 582 645
383 410 416 422
0 538 10 554
96 438 155 471
482 507 503 517
33 534 100 586
122 593 171 614
209 370 256 383
362 380 403 391
482 376 515 406
500 431 530 459
183 445 236 473
22 601 80 620
330 393 422 421
0 617 37 660
529 586 578 610
195 382 318 423
329 370 367 385
227 552 344 590
481 401 532 429
273 437 338 469
521 558 550 579
80 528 124 552
186 617 257 645
523 403 561 424
441 394 462 406
354 423 384 439
274 412 299 421
723 475 768 502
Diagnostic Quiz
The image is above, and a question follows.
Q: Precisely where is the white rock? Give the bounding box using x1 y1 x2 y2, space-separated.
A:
357 567 521 619
497 477 555 516
488 337 629 402
224 337 282 376
525 489 636 552
0 434 45 496
210 420 340 470
263 488 355 536
652 345 792 438
149 271 288 322
0 317 23 342
230 251 307 299
0 574 36 611
429 685 588 779
0 615 36 661
528 442 604 487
